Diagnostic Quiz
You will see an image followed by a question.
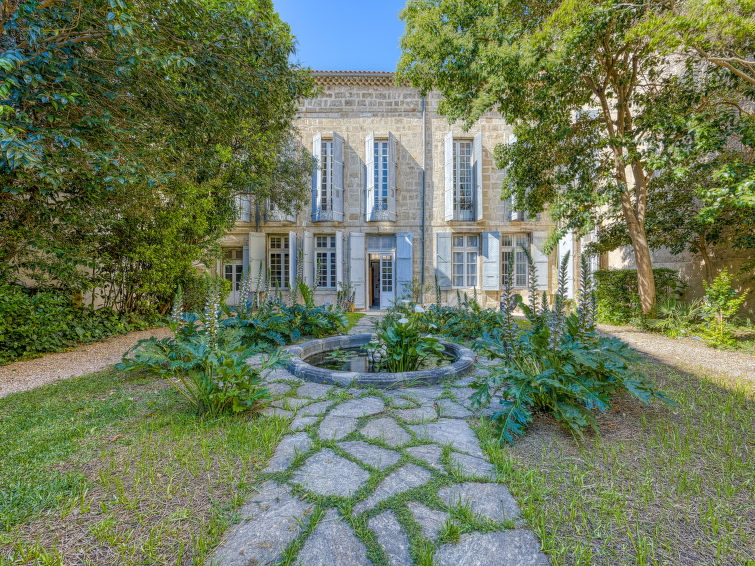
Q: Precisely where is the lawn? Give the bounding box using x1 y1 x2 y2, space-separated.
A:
479 361 754 566
0 344 752 565
0 369 288 565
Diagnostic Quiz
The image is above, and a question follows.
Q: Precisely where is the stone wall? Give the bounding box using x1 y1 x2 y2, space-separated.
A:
222 72 558 310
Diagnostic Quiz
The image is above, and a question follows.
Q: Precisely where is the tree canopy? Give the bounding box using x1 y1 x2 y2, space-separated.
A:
398 0 754 313
1 0 314 311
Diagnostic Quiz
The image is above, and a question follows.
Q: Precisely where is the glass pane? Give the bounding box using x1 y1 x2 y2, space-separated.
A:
467 235 479 248
501 234 513 248
453 236 464 247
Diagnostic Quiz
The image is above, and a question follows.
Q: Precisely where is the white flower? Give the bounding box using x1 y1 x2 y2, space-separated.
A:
414 304 425 313
398 317 409 325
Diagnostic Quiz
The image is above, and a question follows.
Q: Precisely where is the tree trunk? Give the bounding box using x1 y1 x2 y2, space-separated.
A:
617 164 656 315
698 235 714 282
627 221 656 315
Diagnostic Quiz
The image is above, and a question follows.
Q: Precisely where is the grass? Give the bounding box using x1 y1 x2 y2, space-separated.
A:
344 312 366 331
477 360 755 566
0 369 287 565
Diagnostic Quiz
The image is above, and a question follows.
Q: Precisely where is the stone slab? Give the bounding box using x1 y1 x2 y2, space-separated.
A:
360 417 411 447
318 414 358 441
409 419 484 458
290 415 319 431
273 396 311 410
266 432 312 473
298 399 334 417
437 398 472 419
292 449 369 497
296 382 333 399
298 508 371 566
438 482 520 523
405 444 444 472
262 406 293 419
266 382 291 396
407 501 448 541
330 397 385 418
338 441 401 471
368 510 412 566
352 463 431 515
208 481 312 566
434 530 550 566
394 406 437 423
399 386 444 406
387 394 416 409
449 452 495 479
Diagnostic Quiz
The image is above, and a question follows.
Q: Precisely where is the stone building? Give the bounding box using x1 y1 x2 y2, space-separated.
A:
218 71 577 310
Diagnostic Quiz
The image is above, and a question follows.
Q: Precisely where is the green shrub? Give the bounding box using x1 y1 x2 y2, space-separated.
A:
699 269 749 348
0 285 161 364
474 253 672 443
181 272 230 313
594 268 685 324
646 297 704 337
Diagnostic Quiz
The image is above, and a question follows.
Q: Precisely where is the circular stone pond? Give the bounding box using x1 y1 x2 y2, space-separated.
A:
283 333 476 388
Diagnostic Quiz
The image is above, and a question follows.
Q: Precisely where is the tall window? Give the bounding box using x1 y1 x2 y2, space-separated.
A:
223 248 243 292
501 234 529 288
235 194 251 223
320 140 333 212
269 235 289 288
374 140 389 211
453 140 474 221
315 235 337 288
452 234 479 287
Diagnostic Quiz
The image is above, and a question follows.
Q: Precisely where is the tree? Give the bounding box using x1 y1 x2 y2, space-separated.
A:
397 0 752 314
1 0 314 310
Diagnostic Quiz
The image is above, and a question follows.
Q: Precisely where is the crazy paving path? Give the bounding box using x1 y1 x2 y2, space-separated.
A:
207 354 549 566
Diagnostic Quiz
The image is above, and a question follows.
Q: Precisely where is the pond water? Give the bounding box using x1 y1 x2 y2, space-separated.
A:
305 346 453 373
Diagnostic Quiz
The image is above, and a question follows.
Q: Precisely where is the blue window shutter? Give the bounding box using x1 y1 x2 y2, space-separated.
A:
302 231 314 286
482 231 500 290
474 131 483 221
312 133 322 222
532 231 549 291
365 132 375 221
242 245 249 279
288 231 297 289
332 132 344 221
335 230 344 285
388 132 397 221
436 232 452 290
444 131 454 221
248 232 266 290
396 232 413 301
349 232 366 309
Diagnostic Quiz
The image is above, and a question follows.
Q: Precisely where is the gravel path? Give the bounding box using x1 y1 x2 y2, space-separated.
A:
0 327 171 399
599 324 754 383
209 360 549 566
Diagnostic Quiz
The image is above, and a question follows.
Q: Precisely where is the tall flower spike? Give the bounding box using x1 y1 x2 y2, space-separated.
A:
499 252 517 361
520 243 539 320
170 285 184 333
204 279 220 349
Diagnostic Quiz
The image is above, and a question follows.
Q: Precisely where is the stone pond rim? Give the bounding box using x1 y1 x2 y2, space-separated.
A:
282 333 476 388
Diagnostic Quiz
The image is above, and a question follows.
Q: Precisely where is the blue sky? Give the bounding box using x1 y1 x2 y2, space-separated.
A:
274 0 408 72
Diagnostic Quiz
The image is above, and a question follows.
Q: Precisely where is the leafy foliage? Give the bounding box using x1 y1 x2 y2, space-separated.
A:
472 253 672 443
1 0 314 312
594 268 686 325
397 0 754 314
368 306 445 372
0 284 159 364
699 268 749 347
120 285 273 417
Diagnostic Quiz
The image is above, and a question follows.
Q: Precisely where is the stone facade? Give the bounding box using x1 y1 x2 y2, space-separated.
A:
219 71 571 310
